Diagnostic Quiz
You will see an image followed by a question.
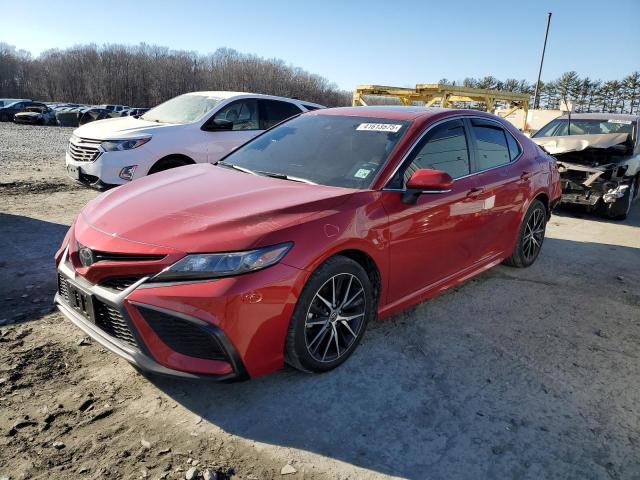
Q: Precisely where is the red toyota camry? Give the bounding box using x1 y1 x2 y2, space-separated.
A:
54 107 561 380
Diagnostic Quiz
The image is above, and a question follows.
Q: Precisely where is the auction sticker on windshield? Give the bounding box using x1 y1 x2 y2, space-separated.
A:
356 123 403 132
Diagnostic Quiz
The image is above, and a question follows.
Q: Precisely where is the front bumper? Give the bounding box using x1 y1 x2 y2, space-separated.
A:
55 256 248 381
65 145 153 189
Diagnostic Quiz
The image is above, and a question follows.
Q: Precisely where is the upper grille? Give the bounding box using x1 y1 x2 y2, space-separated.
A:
68 140 101 162
93 251 165 262
100 276 142 291
94 299 137 347
138 306 227 361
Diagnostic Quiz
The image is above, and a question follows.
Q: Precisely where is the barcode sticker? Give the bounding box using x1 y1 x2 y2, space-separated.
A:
356 123 402 132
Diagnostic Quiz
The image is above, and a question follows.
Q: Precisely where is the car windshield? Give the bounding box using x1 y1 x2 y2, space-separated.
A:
142 94 224 124
221 114 409 189
3 101 18 108
534 118 635 138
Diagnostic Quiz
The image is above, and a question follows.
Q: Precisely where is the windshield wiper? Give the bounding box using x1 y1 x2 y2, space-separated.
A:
256 171 317 185
216 161 258 175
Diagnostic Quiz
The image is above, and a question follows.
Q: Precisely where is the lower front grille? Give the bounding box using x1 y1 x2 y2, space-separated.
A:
138 307 227 361
94 300 138 347
57 273 70 301
57 273 138 348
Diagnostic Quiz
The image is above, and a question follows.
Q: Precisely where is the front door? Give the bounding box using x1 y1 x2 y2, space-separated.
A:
381 118 487 305
205 98 263 162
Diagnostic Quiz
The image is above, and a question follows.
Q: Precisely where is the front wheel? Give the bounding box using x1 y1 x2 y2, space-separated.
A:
503 199 547 268
285 256 374 373
606 179 636 220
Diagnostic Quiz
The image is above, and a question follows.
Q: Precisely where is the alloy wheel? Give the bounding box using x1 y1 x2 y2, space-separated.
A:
522 207 545 262
304 273 366 363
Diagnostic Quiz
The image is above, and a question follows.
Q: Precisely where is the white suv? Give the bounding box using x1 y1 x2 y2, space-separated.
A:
65 92 324 188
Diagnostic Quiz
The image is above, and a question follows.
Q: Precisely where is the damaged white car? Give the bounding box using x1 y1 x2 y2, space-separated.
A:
533 114 639 219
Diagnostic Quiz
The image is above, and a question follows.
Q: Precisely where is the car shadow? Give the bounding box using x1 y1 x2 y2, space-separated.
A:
148 235 640 479
0 213 68 324
554 201 640 227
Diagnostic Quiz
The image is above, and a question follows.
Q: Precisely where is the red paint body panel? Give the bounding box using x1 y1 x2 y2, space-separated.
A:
55 107 561 379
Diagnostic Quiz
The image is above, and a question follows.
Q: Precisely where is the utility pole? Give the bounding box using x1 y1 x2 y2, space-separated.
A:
533 12 552 109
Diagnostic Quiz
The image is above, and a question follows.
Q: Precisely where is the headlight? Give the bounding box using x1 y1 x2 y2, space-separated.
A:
101 137 151 152
151 243 293 282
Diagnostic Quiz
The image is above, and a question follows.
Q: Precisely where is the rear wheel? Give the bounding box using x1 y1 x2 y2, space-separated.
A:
503 199 547 268
285 256 374 373
148 156 193 175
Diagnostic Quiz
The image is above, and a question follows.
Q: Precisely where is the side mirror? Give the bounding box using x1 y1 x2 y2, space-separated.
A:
202 118 233 132
402 169 453 204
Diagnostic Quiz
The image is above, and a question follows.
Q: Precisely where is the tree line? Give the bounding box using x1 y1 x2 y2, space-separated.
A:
440 72 640 114
1 42 638 114
0 43 351 107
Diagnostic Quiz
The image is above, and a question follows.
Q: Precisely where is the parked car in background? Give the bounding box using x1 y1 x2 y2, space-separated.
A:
13 103 56 125
0 98 31 108
532 113 640 219
127 108 150 117
65 91 325 189
0 100 35 121
54 106 560 380
99 104 130 113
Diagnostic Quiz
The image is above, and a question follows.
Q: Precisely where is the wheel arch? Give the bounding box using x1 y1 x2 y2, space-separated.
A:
148 154 196 174
533 191 550 219
324 249 382 311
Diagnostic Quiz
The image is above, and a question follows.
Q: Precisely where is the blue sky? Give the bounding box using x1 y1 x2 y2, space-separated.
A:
2 0 638 90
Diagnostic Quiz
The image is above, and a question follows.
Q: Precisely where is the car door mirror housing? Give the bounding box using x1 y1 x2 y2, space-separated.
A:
402 169 454 205
202 118 233 132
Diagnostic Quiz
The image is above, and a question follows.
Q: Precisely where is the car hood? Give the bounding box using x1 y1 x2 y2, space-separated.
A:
79 164 354 252
532 133 629 155
73 115 181 140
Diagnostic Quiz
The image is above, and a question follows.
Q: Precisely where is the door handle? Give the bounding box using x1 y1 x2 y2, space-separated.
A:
520 171 530 181
466 187 485 198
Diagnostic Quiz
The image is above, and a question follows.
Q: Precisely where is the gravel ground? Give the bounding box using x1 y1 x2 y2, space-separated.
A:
0 122 639 480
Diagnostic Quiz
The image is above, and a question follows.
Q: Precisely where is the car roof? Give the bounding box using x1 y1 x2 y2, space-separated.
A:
184 91 323 106
313 106 466 121
557 112 639 122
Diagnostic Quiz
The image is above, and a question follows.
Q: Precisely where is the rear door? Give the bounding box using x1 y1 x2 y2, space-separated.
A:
259 99 303 129
465 118 527 259
381 118 485 305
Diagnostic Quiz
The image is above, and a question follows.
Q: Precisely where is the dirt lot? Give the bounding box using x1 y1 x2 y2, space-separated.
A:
1 122 639 480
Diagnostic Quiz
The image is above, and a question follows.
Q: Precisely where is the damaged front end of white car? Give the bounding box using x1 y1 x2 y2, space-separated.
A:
533 129 639 220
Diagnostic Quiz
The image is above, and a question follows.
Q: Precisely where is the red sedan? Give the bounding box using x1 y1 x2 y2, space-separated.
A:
54 107 561 380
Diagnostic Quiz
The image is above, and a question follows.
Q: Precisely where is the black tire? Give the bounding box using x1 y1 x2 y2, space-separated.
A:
285 256 374 373
148 156 193 175
503 199 547 268
606 179 636 221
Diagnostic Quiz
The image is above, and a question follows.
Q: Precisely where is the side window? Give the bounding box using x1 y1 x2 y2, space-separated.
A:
470 120 510 171
214 99 259 131
505 130 521 161
260 100 302 129
398 119 470 186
